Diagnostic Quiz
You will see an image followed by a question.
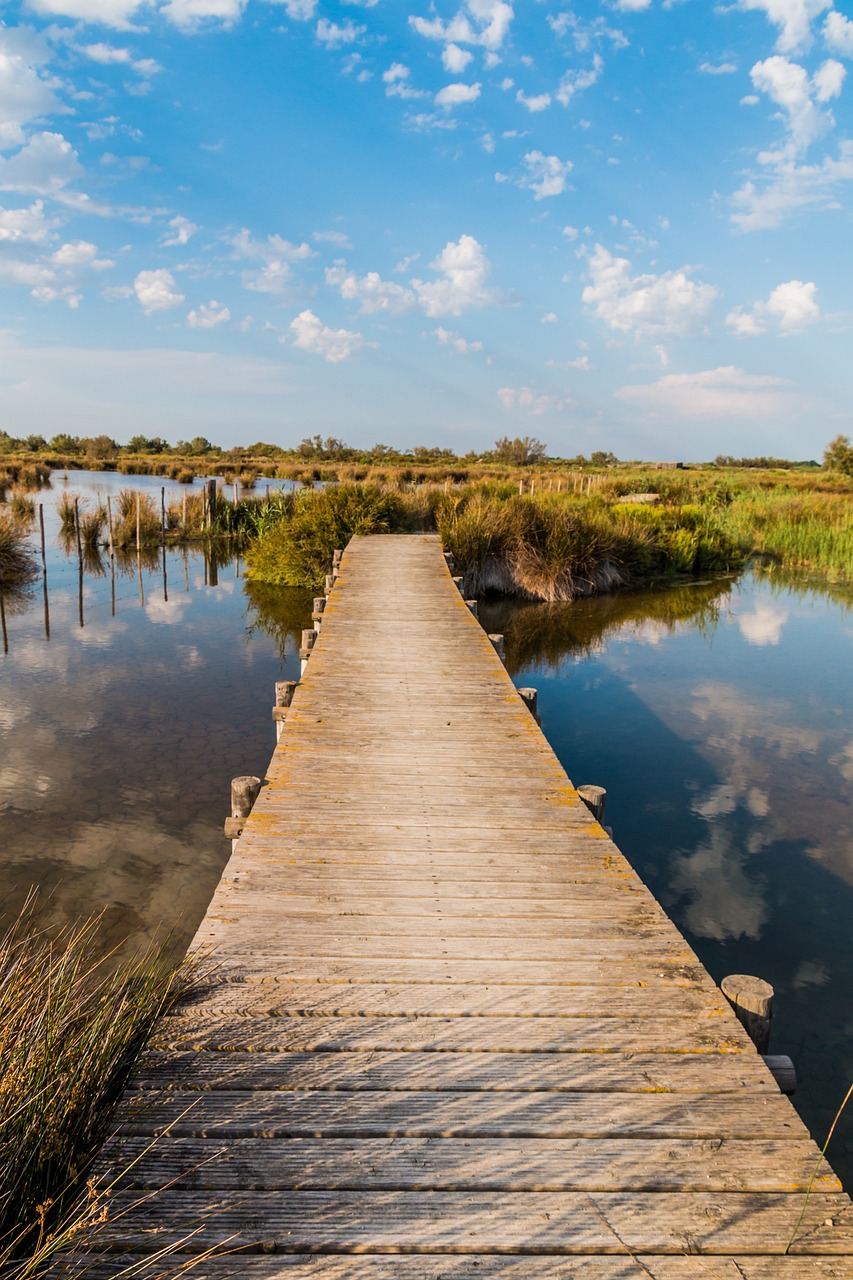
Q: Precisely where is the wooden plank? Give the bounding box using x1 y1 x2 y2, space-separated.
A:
74 1189 853 1254
130 1049 785 1095
115 1089 808 1140
104 1135 841 1193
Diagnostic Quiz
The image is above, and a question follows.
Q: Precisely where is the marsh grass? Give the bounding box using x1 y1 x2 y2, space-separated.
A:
8 494 36 523
0 901 198 1275
0 514 39 588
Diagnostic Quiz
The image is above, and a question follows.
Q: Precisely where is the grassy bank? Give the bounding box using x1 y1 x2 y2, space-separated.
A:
243 472 853 600
0 905 194 1276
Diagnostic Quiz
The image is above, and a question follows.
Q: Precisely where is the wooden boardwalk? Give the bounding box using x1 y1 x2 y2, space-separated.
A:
99 534 853 1277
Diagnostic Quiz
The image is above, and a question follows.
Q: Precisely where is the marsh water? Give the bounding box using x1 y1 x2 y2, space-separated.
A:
2 471 852 1187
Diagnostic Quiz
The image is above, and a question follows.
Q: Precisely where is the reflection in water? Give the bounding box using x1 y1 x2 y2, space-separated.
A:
494 567 853 1187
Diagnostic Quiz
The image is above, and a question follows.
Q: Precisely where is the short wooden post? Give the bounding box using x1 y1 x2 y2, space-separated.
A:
488 633 505 659
272 679 297 742
135 492 141 552
518 478 523 495
721 974 774 1054
312 597 326 628
443 551 455 571
182 490 187 531
73 497 83 564
161 486 166 544
38 503 46 571
325 574 335 594
577 784 607 822
300 627 317 675
225 775 262 848
332 549 343 569
465 599 478 619
451 576 464 594
518 687 538 720
207 478 217 528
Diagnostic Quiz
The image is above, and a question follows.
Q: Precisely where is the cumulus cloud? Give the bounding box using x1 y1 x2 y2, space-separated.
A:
0 32 65 148
78 42 161 74
514 150 572 198
442 43 473 72
497 385 571 414
823 10 853 55
326 264 415 314
0 132 83 195
273 0 317 18
726 278 820 334
187 300 230 328
0 199 58 244
134 268 185 314
51 239 113 268
731 140 853 229
231 227 313 295
411 234 497 317
162 0 246 26
582 244 718 338
315 18 364 46
435 81 481 108
750 55 844 160
383 63 426 99
434 325 483 353
739 0 831 52
549 12 628 52
26 0 146 28
410 1 514 52
615 366 790 418
555 56 602 106
516 90 551 112
162 215 197 247
289 308 368 361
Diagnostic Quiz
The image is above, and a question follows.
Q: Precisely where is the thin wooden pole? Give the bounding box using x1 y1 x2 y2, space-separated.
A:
182 491 187 532
110 553 115 617
38 502 46 571
42 572 50 640
106 495 114 558
77 562 84 629
135 492 141 553
161 486 166 546
162 543 168 602
73 497 83 565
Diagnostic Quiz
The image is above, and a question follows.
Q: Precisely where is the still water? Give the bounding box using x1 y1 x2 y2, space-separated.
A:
2 472 852 1186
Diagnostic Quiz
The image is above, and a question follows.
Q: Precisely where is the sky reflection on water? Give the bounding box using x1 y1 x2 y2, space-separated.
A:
482 571 853 1187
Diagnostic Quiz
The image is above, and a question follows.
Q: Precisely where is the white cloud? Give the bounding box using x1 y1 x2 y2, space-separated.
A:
162 215 197 246
26 0 146 28
737 600 789 645
272 0 317 17
613 0 652 10
823 10 853 55
411 233 497 317
0 31 65 148
555 56 602 106
442 43 473 72
615 366 791 418
549 12 628 52
326 264 415 314
231 227 313 294
289 309 367 362
731 140 853 229
750 56 844 160
313 229 351 247
516 90 551 112
78 42 161 74
568 355 591 369
726 278 820 335
435 81 481 108
497 385 570 414
582 243 718 339
434 325 483 353
739 0 831 52
0 200 58 244
134 268 185 314
699 61 738 74
187 299 230 328
0 132 83 195
383 63 426 99
517 150 572 198
162 0 246 26
540 311 557 323
315 18 365 46
410 1 514 52
51 239 113 268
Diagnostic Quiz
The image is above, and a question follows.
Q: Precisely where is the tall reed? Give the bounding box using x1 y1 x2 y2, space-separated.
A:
0 901 196 1272
0 514 38 586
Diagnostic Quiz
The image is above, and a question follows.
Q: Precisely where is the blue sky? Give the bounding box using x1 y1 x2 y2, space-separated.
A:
1 0 852 459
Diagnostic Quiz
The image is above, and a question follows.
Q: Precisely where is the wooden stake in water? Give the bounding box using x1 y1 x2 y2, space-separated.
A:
162 543 168 602
182 491 187 532
110 553 115 618
77 562 84 629
73 497 83 565
161 486 166 546
106 495 115 558
38 502 46 571
42 573 50 640
136 492 141 553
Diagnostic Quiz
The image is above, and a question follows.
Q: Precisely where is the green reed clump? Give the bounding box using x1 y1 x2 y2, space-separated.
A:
719 490 853 577
112 489 161 548
0 514 38 587
246 483 426 587
8 493 35 523
55 491 77 535
175 467 196 484
0 902 196 1273
79 507 106 547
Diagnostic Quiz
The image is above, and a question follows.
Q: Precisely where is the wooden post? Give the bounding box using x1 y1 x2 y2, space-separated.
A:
300 628 317 675
557 478 562 493
202 485 207 532
234 480 239 510
324 574 335 595
272 679 297 742
332 549 343 570
161 486 166 545
578 784 607 822
312 597 326 628
721 975 774 1053
106 495 114 558
38 502 46 571
488 633 505 659
518 687 538 720
207 478 217 529
763 1055 796 1094
135 492 141 553
451 576 464 594
465 599 478 618
225 775 262 848
182 491 187 532
266 484 271 502
443 551 455 571
518 478 523 495
73 497 83 565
